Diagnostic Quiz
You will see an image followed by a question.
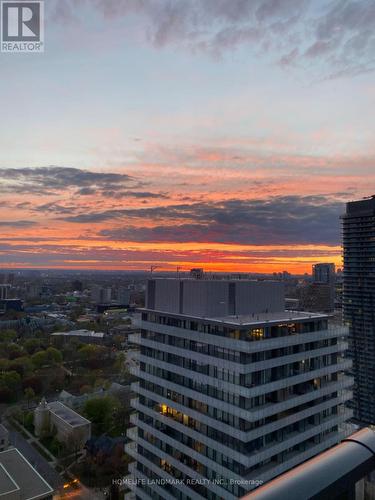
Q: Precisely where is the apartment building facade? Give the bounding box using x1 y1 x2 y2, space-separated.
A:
126 279 352 500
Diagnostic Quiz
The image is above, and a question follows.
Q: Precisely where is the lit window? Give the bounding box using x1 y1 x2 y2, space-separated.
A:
249 328 264 339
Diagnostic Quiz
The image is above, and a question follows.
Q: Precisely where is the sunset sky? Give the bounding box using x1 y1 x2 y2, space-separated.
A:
1 0 375 273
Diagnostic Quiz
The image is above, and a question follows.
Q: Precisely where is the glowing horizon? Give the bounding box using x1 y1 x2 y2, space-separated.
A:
1 1 374 273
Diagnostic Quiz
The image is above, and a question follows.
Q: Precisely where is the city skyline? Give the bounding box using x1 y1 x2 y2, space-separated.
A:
1 0 375 272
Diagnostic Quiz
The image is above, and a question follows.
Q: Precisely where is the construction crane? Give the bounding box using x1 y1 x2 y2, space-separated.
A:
150 265 160 276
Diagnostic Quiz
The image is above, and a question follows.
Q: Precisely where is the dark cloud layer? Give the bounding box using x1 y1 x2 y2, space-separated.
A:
0 166 134 196
0 220 37 228
49 0 375 77
92 195 344 246
0 167 169 203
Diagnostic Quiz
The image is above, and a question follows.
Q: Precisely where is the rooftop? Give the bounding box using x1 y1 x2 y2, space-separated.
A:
0 448 54 500
345 196 375 216
210 310 328 326
141 308 328 326
50 329 104 338
48 401 91 428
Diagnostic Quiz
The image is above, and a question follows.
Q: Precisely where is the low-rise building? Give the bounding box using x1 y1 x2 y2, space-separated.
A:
50 329 105 344
0 299 23 315
58 382 132 409
34 399 91 449
0 448 54 500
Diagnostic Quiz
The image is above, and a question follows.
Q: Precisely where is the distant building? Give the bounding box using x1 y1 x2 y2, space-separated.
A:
91 286 112 304
190 268 205 279
50 329 105 344
297 282 335 313
0 299 23 315
25 284 41 299
0 273 14 285
34 399 91 448
0 285 10 300
273 271 292 281
117 287 131 305
0 424 9 452
71 280 83 292
343 196 375 423
0 448 54 500
313 263 336 284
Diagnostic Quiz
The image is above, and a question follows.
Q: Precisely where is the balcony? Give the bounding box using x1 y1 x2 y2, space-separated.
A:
127 426 138 441
130 412 138 426
132 397 352 466
130 362 352 420
138 321 348 353
136 410 351 471
243 428 375 500
133 335 348 375
136 353 351 399
131 374 353 424
134 451 205 500
125 442 137 460
135 435 233 500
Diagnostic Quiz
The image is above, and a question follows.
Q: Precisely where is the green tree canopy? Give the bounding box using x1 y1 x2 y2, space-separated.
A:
83 396 119 435
24 339 43 355
0 330 17 342
24 386 35 407
46 346 63 364
31 350 49 369
0 370 21 393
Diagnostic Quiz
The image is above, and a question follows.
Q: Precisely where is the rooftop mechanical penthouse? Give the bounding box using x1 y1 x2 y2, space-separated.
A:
126 279 353 500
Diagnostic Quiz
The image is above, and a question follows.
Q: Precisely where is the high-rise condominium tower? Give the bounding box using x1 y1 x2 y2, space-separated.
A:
126 279 352 500
343 196 375 423
313 263 336 284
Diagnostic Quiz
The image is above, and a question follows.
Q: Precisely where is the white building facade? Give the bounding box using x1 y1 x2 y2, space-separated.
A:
126 279 353 500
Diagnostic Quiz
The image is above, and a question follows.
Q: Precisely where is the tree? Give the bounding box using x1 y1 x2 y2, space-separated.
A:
0 387 12 403
0 358 9 372
46 347 63 364
24 339 43 355
69 305 85 322
7 344 23 360
79 345 106 369
83 396 119 435
9 356 33 377
112 335 123 350
0 370 21 395
113 353 125 374
0 330 17 342
31 350 49 369
24 387 35 408
22 375 43 394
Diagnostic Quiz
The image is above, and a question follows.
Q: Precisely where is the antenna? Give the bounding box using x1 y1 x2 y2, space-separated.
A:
176 266 183 279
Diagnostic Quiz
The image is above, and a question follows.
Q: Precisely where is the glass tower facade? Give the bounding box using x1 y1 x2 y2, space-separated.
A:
343 196 375 423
